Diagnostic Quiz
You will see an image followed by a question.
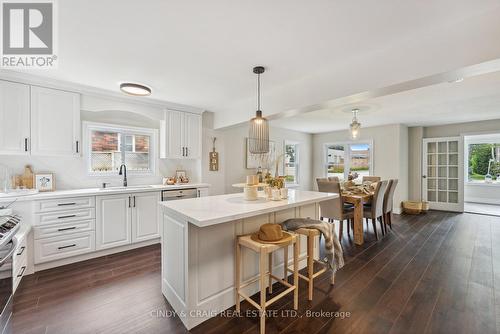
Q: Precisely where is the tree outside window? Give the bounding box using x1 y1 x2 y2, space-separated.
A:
468 143 500 182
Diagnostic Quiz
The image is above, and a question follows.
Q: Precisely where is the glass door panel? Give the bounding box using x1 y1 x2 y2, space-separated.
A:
423 137 463 212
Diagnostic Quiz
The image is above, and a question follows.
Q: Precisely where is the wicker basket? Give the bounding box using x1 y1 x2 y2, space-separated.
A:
421 201 430 212
402 201 423 215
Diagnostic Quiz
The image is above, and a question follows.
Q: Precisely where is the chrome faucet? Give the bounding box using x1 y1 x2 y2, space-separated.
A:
118 164 127 187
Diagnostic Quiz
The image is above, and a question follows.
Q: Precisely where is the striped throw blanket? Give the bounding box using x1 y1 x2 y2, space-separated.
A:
280 218 344 283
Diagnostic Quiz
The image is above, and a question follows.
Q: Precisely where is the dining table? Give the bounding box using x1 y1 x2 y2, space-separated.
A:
342 191 373 245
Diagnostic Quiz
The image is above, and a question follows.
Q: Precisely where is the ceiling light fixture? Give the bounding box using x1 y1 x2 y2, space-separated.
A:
119 83 152 96
248 66 270 154
350 108 361 140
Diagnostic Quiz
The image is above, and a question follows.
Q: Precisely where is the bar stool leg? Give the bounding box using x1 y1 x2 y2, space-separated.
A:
283 245 288 282
260 250 267 334
268 253 273 294
235 239 241 313
293 238 299 310
307 235 314 301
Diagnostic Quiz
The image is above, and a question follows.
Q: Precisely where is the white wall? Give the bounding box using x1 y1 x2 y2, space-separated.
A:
312 124 409 213
202 113 313 195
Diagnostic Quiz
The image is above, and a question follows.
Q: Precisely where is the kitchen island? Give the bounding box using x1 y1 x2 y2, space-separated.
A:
160 189 337 329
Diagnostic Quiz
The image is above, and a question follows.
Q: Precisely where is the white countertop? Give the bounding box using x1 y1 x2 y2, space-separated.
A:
0 183 210 202
160 189 337 227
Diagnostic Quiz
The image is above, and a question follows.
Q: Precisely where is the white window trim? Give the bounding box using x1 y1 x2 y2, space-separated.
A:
83 121 158 177
284 140 300 186
323 140 374 180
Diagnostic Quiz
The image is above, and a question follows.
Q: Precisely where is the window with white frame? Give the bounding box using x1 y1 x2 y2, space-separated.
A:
84 122 156 175
325 141 372 181
284 141 299 184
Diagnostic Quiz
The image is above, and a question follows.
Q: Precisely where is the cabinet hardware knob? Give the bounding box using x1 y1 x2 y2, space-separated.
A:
57 214 76 219
17 266 26 277
58 244 76 250
58 226 77 232
16 246 25 256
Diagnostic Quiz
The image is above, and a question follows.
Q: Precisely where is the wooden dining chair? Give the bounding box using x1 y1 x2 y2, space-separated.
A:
362 180 388 240
316 179 354 240
362 176 381 183
383 179 398 232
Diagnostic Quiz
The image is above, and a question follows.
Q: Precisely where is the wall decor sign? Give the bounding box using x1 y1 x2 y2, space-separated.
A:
34 173 55 192
209 137 219 171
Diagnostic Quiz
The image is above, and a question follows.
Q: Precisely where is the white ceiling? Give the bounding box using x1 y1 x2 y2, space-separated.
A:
10 0 500 128
270 71 500 133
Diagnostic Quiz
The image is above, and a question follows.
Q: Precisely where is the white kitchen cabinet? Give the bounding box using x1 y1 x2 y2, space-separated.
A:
96 192 159 250
197 188 209 197
0 80 30 155
160 110 201 159
184 112 201 159
31 86 81 156
96 194 132 250
131 192 160 242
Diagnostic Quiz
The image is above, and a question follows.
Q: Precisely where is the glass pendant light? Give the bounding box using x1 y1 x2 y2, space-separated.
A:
350 108 361 140
248 66 270 154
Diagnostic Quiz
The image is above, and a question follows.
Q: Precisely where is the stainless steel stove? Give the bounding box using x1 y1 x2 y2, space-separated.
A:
0 215 20 334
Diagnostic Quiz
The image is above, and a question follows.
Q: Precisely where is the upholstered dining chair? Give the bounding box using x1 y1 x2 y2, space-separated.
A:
362 176 381 183
316 179 354 240
383 179 398 233
363 180 388 240
327 176 340 182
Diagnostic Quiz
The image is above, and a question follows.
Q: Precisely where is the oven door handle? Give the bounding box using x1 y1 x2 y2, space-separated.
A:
0 239 18 266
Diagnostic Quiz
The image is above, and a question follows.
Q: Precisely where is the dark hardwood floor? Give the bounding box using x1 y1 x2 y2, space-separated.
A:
13 211 499 333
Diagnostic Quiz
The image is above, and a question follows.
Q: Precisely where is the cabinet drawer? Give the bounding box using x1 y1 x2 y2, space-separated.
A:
34 219 95 240
13 256 27 293
35 207 95 225
13 236 27 275
34 196 95 213
34 231 95 264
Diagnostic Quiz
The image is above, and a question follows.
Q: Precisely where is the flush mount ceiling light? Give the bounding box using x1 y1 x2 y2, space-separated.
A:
349 108 361 140
248 66 270 154
119 83 151 96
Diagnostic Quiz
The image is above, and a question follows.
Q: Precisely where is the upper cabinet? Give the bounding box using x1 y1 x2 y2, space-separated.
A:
0 81 30 155
0 80 81 157
160 110 201 159
31 86 81 156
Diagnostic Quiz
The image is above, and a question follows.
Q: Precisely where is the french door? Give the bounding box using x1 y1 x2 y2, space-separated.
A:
422 137 464 212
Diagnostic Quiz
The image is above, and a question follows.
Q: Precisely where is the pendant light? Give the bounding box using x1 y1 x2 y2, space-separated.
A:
350 108 361 140
248 66 270 154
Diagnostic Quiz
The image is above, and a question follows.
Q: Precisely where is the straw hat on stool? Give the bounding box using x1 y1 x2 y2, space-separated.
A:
251 223 293 245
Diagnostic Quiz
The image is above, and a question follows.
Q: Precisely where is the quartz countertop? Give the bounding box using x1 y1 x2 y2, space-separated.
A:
0 183 210 202
160 189 337 227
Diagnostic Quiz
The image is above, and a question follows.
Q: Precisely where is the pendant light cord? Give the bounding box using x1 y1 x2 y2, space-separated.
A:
257 72 261 111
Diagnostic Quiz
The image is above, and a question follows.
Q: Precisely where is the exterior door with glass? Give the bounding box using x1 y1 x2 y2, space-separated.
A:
422 137 464 212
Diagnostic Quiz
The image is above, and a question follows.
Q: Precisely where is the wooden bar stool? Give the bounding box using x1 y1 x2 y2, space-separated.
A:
235 233 299 334
285 228 329 301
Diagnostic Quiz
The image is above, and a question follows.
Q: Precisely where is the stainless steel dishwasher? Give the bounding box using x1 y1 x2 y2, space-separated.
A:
161 188 198 201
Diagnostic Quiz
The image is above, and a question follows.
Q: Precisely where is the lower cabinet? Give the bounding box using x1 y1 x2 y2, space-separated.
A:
96 194 132 250
96 192 159 250
132 192 160 242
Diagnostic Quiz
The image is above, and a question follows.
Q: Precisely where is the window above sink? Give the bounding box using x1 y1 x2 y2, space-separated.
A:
83 122 157 177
